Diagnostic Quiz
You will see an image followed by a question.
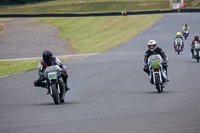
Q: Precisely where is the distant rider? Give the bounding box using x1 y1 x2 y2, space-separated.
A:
143 40 169 81
34 50 70 91
191 34 200 58
174 32 184 48
183 24 189 31
182 24 190 36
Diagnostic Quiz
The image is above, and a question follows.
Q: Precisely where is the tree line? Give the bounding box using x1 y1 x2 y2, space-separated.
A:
0 0 52 5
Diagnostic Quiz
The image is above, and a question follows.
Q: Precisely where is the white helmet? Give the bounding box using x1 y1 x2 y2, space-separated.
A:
148 40 157 51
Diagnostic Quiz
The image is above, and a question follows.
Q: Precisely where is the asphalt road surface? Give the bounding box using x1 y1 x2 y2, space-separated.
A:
1 13 200 133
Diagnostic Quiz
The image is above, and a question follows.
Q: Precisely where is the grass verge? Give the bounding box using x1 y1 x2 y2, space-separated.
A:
0 59 69 77
0 60 38 77
0 0 169 14
0 15 161 77
37 14 162 53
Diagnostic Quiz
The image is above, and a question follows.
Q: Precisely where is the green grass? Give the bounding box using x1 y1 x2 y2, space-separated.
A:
0 0 199 14
0 59 69 77
0 60 39 77
37 15 162 53
185 0 200 8
0 0 170 14
0 15 161 77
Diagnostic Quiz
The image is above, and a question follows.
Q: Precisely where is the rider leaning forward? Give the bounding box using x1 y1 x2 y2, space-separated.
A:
191 34 200 58
34 50 70 92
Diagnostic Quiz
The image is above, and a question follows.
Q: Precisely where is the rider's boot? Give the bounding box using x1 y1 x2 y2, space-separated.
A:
165 70 169 82
191 49 194 58
65 82 70 92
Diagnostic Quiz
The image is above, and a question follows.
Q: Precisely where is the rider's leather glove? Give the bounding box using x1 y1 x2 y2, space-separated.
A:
38 69 44 77
144 64 148 69
38 72 43 77
163 61 168 67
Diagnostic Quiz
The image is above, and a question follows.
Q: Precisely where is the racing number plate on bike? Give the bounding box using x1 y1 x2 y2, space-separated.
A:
195 44 200 49
48 72 57 80
151 62 160 67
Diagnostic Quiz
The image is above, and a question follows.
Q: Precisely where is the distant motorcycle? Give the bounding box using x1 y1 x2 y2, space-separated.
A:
148 54 168 93
43 65 66 104
182 29 189 40
194 41 200 62
174 38 183 54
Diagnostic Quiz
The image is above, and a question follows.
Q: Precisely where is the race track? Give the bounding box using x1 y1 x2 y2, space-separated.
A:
1 13 200 133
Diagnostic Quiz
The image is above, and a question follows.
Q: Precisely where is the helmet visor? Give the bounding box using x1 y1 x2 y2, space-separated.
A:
43 56 51 65
148 45 156 49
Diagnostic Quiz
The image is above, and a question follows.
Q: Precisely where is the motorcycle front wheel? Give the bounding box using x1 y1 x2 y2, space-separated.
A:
177 45 180 55
155 73 162 93
51 84 60 105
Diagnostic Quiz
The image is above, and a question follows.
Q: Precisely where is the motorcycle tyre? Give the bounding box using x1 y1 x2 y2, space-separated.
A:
155 73 162 93
51 84 60 105
177 45 180 55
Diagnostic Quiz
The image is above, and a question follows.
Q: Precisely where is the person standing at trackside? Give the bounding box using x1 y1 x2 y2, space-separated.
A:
182 2 186 9
34 50 70 92
191 34 200 58
121 10 127 16
121 10 124 15
143 40 169 81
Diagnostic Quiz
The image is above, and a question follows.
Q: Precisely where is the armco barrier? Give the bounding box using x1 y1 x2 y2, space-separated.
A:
0 9 199 17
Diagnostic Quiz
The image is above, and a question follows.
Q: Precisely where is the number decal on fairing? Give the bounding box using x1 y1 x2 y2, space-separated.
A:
48 72 57 80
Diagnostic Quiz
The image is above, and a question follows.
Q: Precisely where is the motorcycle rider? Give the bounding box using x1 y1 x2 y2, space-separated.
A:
183 24 190 31
174 32 184 48
143 40 169 81
34 50 70 92
191 34 200 58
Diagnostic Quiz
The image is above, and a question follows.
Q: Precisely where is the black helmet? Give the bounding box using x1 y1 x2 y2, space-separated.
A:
42 50 53 65
194 33 199 40
185 24 188 27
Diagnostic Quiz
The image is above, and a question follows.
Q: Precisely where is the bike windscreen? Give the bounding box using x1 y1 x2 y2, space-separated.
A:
44 65 62 79
45 65 61 72
148 54 162 63
175 38 182 44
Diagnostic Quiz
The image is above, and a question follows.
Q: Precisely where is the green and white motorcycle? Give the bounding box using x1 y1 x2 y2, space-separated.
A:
194 41 200 62
44 65 66 104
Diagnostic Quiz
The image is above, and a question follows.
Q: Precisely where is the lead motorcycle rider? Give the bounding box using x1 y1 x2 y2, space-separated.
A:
191 34 200 58
34 50 70 92
143 40 169 81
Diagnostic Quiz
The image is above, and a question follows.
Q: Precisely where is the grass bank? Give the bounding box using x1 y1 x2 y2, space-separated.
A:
0 14 161 77
0 59 69 77
185 0 200 8
37 15 161 53
0 60 38 77
0 0 169 14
